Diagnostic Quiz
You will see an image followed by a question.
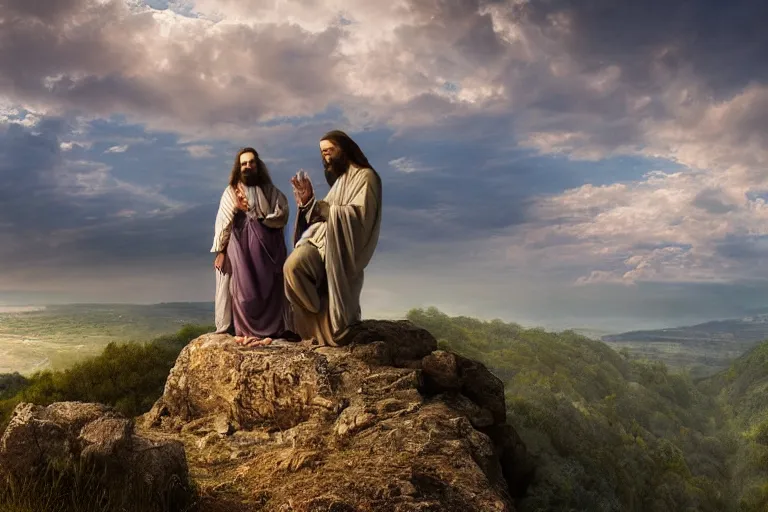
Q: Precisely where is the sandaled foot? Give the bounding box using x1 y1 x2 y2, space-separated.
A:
235 335 262 345
245 336 273 347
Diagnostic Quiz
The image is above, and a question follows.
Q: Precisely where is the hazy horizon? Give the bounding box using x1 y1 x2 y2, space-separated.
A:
0 299 760 336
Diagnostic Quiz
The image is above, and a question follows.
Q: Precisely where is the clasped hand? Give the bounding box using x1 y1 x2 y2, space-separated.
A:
291 170 314 207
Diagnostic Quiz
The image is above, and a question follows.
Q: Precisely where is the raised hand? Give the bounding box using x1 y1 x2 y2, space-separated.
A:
290 170 314 207
290 174 302 204
234 184 248 211
300 171 314 203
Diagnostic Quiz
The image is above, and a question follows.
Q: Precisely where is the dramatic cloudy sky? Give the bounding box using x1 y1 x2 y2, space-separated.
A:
1 0 767 332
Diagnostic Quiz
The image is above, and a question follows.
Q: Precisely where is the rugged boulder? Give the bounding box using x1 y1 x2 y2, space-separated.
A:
143 319 533 511
0 401 191 509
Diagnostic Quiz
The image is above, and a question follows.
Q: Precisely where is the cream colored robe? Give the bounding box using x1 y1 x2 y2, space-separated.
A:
289 165 382 345
212 183 289 333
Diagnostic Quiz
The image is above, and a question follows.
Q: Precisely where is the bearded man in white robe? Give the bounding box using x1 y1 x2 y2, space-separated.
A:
284 130 383 346
212 147 295 346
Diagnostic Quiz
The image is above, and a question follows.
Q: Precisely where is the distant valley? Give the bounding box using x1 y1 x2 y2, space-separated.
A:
602 314 768 377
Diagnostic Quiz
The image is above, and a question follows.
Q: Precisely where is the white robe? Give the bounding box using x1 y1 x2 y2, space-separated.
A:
287 165 382 345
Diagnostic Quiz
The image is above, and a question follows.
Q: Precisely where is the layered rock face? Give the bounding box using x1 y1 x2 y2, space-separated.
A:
143 320 533 511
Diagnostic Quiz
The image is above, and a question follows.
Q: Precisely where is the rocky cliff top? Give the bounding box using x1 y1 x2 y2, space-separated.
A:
1 320 533 512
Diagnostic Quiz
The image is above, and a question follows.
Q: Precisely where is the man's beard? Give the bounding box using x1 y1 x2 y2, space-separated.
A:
324 154 349 187
241 170 266 187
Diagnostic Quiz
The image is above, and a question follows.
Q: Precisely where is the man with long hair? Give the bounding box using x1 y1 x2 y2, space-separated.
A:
211 147 293 346
284 130 383 346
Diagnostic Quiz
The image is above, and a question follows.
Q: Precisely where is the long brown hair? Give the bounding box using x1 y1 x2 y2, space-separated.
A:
228 147 273 188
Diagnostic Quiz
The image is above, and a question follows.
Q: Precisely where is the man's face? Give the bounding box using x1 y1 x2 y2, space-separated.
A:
240 152 257 173
320 141 339 163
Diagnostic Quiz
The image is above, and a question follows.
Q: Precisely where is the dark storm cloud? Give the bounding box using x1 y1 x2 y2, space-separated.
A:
0 117 222 275
521 0 768 96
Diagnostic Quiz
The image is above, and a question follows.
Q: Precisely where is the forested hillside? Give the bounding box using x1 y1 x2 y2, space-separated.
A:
3 308 768 511
702 341 768 509
406 307 736 511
